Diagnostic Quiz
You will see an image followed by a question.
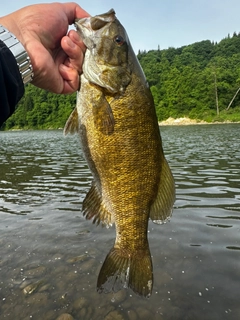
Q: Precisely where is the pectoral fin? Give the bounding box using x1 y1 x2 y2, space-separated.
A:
63 107 79 135
92 95 115 135
83 182 114 227
150 157 175 224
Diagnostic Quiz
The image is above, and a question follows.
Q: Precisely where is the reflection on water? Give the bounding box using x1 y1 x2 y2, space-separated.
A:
0 125 240 319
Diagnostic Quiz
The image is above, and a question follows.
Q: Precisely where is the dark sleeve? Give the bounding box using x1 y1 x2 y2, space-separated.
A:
0 40 24 127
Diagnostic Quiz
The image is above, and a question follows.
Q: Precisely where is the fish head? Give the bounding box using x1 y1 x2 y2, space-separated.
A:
75 9 132 94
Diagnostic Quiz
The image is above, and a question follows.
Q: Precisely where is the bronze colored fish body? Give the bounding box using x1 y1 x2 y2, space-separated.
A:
64 9 175 297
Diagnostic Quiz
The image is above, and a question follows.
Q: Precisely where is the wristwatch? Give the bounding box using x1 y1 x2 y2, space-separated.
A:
0 25 34 85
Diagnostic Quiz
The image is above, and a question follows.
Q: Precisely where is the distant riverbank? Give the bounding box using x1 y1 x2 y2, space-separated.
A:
158 117 237 126
159 117 206 126
1 117 239 132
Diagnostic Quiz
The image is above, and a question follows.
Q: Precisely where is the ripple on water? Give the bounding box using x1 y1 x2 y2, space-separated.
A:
0 126 240 319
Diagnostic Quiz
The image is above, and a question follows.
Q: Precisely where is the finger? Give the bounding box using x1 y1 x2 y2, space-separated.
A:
68 30 86 52
61 3 90 24
59 64 80 94
61 35 84 73
74 5 90 19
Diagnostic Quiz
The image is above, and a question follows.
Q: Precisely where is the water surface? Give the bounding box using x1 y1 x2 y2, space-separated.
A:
0 124 240 320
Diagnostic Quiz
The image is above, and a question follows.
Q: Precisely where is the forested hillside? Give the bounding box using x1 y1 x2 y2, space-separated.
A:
138 33 240 122
2 85 77 130
2 32 240 130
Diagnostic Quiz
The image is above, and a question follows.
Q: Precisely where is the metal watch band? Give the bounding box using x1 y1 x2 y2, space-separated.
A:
0 25 33 85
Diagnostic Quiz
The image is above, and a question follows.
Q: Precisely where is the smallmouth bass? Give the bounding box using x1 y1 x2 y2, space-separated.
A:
64 9 175 297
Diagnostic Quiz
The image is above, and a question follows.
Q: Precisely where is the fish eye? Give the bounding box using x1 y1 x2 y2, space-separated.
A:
114 35 125 46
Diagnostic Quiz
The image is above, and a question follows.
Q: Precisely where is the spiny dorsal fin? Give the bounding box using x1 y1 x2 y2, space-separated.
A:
83 182 114 227
150 157 175 224
63 107 79 135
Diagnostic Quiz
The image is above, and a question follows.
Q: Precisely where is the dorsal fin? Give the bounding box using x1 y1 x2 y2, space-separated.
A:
150 157 175 224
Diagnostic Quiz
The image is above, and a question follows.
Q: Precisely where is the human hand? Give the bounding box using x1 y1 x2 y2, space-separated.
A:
0 2 89 94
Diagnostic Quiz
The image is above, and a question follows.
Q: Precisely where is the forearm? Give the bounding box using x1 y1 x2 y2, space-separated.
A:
0 24 34 126
0 40 25 126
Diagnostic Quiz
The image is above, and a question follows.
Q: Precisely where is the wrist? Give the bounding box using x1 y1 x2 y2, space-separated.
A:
0 24 34 85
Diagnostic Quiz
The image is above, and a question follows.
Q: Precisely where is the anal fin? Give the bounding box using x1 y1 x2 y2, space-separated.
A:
83 183 114 227
150 157 175 224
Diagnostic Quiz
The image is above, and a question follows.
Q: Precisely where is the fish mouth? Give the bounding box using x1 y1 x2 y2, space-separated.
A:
75 9 116 41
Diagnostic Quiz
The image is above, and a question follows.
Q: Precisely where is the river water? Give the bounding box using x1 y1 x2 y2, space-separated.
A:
0 124 239 320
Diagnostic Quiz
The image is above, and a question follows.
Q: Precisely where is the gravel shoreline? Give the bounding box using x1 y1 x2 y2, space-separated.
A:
159 117 207 126
158 117 238 126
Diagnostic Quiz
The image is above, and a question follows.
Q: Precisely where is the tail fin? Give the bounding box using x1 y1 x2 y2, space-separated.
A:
97 247 153 297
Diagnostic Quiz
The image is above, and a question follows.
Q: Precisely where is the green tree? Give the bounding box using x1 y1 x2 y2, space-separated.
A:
2 32 240 130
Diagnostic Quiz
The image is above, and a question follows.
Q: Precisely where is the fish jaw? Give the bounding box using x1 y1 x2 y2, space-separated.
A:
75 9 116 52
75 9 132 94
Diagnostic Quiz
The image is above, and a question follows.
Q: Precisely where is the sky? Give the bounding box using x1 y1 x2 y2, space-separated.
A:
2 0 240 52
